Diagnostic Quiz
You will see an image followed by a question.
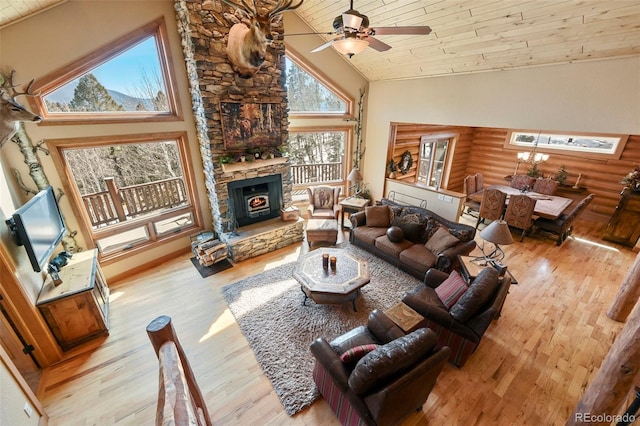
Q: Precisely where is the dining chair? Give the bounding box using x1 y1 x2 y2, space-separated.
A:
510 174 535 191
532 178 559 195
475 188 507 229
463 173 483 216
503 194 537 241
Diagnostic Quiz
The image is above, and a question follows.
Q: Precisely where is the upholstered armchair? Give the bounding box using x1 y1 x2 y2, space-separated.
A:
402 267 511 367
307 185 342 220
535 194 595 245
310 309 450 426
532 178 559 195
510 174 535 191
475 188 507 229
503 194 537 241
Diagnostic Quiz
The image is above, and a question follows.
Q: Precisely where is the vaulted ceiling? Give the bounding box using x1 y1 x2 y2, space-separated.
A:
2 0 639 82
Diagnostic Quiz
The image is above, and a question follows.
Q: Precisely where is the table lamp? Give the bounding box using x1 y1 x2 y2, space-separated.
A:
477 220 513 262
347 167 363 197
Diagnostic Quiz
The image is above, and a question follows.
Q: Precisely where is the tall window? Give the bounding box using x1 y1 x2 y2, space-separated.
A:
32 18 180 123
285 49 354 191
417 137 449 188
48 133 201 261
288 129 348 185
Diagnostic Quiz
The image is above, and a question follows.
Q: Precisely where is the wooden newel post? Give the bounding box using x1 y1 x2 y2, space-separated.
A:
567 304 640 425
608 252 640 322
146 315 212 426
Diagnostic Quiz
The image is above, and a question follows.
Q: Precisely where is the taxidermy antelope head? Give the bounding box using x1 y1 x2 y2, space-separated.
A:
0 70 42 148
220 0 303 78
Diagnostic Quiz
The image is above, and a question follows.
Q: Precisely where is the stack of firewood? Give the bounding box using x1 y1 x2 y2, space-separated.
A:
191 235 228 266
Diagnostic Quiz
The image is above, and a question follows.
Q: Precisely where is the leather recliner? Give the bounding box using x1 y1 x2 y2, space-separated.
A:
310 309 450 426
403 267 510 367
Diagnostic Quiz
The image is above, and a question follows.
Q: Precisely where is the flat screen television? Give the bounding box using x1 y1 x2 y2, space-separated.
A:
5 186 66 272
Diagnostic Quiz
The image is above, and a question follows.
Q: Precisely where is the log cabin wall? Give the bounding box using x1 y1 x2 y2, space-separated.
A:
387 124 640 224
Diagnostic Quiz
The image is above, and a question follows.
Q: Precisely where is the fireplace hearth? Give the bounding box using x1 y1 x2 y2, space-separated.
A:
228 175 283 227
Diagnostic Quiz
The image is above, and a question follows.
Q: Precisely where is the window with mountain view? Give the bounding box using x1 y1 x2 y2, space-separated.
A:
33 18 180 123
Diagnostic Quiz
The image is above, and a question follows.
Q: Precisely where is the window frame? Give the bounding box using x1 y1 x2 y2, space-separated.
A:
288 126 352 187
30 17 182 125
47 131 202 265
417 137 450 189
285 47 353 119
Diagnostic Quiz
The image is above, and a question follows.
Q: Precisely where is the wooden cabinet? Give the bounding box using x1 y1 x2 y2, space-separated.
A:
603 189 640 247
36 249 109 350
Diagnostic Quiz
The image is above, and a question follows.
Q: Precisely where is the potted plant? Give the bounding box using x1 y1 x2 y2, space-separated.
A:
554 164 568 185
218 155 233 165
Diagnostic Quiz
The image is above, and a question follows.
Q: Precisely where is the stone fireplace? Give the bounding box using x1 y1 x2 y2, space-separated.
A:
175 0 304 262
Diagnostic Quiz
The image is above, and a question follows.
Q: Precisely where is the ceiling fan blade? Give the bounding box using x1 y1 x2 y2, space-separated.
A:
311 37 339 53
369 26 432 36
362 35 392 52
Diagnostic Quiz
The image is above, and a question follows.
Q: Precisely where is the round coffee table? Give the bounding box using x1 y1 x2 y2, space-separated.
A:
293 248 370 311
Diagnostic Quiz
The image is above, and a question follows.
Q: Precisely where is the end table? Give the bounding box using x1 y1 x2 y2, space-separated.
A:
339 197 370 229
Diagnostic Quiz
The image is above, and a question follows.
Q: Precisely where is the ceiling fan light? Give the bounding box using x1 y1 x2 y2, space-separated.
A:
333 38 369 57
342 13 363 31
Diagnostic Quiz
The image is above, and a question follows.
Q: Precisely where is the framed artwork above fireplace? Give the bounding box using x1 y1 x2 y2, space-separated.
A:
220 102 282 151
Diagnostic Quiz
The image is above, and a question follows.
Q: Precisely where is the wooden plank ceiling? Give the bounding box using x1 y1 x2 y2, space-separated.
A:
292 0 640 81
1 0 639 82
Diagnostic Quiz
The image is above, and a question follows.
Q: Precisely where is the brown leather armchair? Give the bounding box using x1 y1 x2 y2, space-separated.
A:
310 309 450 426
403 267 510 367
307 185 342 219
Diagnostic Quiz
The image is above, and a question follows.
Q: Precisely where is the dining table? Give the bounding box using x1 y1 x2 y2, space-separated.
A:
469 184 574 220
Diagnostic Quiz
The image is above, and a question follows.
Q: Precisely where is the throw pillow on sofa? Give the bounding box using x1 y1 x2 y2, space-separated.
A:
365 205 391 227
424 227 460 255
435 270 468 309
449 268 500 323
340 344 379 366
386 226 404 243
392 217 425 243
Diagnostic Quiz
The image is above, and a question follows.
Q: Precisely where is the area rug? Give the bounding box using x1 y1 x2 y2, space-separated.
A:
221 244 423 415
190 257 233 278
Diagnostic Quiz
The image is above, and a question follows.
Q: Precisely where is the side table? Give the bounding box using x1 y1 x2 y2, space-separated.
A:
457 255 518 285
339 197 370 229
384 302 426 333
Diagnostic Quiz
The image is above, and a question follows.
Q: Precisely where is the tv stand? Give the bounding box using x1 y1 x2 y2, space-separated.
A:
36 249 109 350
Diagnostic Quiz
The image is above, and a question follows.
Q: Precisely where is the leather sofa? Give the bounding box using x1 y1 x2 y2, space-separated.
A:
310 309 450 426
349 198 477 279
403 267 511 367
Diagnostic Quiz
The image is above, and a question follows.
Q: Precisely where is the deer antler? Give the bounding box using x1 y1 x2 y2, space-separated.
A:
219 0 257 17
1 69 38 102
269 0 303 19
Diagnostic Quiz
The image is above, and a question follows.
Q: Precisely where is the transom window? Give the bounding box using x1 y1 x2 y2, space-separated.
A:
285 49 352 117
32 18 181 124
417 137 450 188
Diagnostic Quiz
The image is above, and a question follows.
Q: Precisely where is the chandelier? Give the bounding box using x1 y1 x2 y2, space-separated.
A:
513 133 549 175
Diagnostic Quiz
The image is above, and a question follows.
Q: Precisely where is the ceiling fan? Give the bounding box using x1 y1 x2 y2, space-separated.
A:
308 0 432 57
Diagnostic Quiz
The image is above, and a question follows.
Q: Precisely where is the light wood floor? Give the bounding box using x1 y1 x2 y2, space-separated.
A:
37 216 637 425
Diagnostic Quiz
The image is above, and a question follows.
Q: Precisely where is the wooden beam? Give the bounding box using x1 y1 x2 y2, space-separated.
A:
568 304 640 425
608 252 640 322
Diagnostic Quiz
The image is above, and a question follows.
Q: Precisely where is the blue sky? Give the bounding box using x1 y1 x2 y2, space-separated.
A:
92 37 162 94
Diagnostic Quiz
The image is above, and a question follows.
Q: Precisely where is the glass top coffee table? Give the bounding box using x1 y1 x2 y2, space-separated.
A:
293 248 370 311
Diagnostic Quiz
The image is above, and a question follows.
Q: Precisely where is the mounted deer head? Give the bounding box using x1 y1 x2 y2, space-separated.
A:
220 0 303 78
0 70 42 148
